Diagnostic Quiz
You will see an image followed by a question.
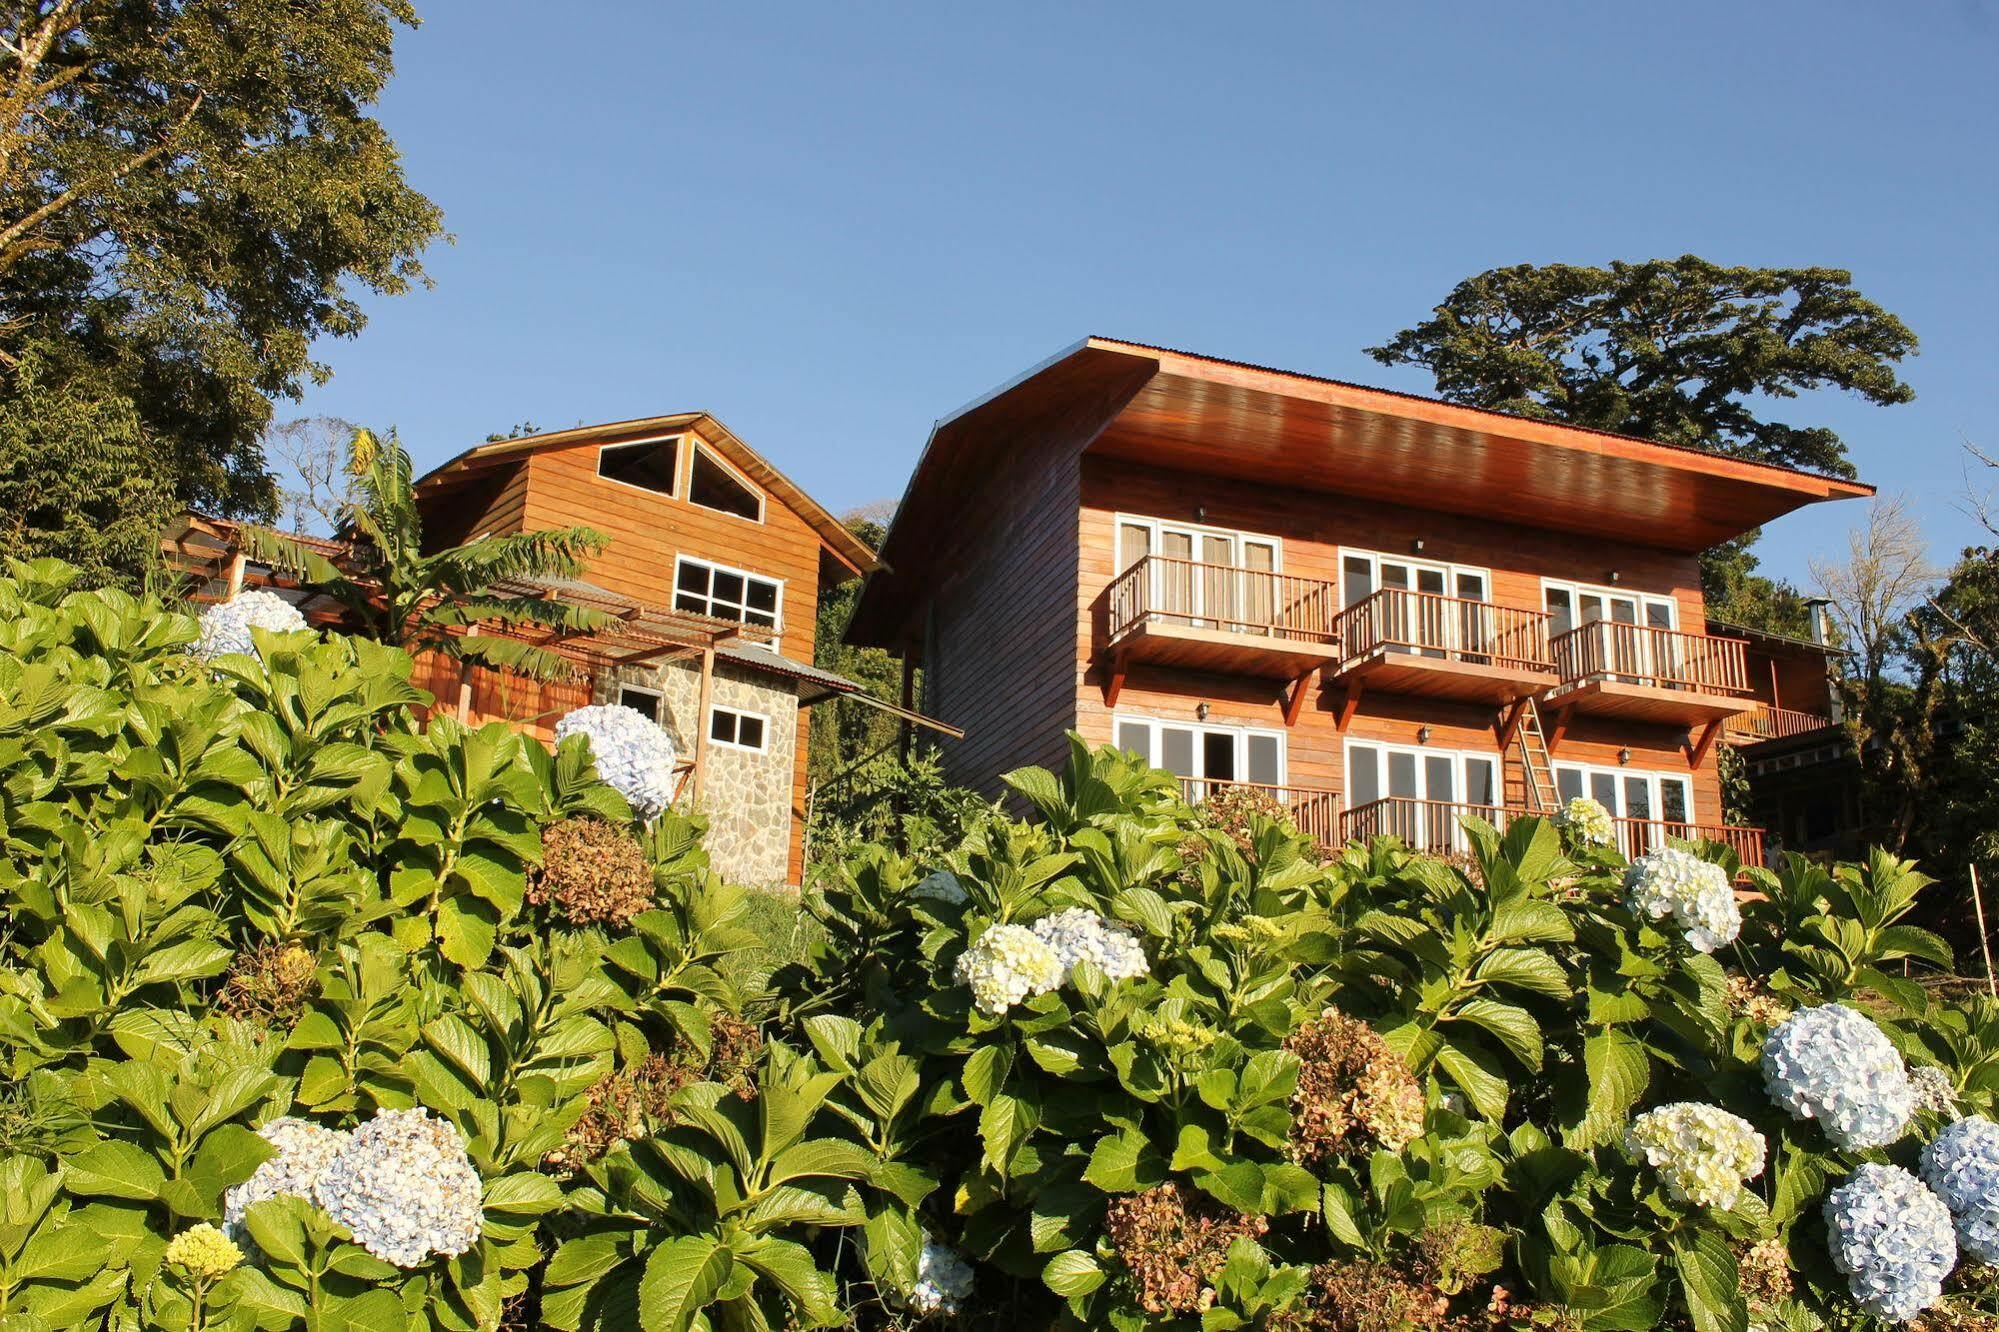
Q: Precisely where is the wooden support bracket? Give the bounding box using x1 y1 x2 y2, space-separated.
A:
1495 698 1528 750
1545 705 1571 755
1686 719 1723 770
1103 650 1128 709
1283 668 1316 727
1335 680 1365 734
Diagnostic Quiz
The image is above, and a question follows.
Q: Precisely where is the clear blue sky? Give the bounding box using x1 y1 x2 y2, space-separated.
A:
292 1 1999 586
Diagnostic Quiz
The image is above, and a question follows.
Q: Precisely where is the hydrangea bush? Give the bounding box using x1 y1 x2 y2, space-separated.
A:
2 562 1994 1332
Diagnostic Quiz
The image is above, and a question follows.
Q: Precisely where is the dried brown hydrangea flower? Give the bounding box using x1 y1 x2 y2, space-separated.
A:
528 817 657 929
1288 1259 1452 1332
1739 1237 1793 1314
1284 1009 1426 1165
1725 974 1792 1028
1104 1180 1267 1316
543 1014 764 1170
216 942 318 1023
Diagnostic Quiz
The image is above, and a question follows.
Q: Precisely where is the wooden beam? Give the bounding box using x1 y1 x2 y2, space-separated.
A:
1283 668 1315 727
1686 719 1723 770
1104 650 1128 709
691 646 716 804
1545 705 1571 755
1495 698 1529 750
1335 680 1364 733
455 658 476 722
897 651 917 764
224 549 247 598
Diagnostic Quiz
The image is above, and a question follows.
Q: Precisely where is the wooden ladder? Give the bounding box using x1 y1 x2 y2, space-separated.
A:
1514 698 1560 813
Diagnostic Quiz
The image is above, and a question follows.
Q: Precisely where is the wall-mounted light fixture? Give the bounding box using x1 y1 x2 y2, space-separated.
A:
1417 726 1432 745
1196 701 1210 722
1195 505 1208 522
1411 538 1426 554
1607 570 1622 584
1617 747 1633 766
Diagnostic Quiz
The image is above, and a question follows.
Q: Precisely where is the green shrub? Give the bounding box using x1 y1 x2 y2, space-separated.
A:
4 558 1998 1331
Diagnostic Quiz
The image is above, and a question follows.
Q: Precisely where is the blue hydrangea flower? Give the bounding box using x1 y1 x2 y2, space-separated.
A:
554 703 678 819
313 1108 483 1268
1761 1003 1914 1149
1824 1163 1956 1322
1030 907 1148 985
909 1238 974 1316
196 590 308 660
1921 1115 1999 1262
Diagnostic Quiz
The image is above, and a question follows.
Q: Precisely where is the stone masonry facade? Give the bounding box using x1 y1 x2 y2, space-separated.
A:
594 657 799 887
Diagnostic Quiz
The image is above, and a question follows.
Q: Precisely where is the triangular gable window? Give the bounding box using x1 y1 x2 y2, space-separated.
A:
689 444 763 522
598 438 681 496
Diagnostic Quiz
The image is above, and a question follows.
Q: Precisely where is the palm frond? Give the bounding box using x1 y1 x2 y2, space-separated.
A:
428 527 609 592
450 633 587 684
428 597 620 635
232 525 348 586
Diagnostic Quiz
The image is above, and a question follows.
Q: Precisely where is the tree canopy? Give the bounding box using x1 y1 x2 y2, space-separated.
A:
0 0 443 578
1366 256 1915 478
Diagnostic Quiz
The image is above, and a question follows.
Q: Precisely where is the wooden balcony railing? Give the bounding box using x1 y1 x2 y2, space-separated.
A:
1723 704 1834 744
1108 556 1339 644
1177 778 1340 847
1339 796 1766 868
1551 621 1751 696
1332 588 1554 674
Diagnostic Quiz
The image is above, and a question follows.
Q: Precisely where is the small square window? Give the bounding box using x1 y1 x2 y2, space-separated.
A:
618 686 661 723
708 705 768 753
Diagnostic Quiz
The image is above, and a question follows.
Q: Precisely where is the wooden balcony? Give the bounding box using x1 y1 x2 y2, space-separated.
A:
1177 778 1340 847
1106 556 1342 679
1722 704 1836 746
1340 796 1766 869
1328 589 1557 704
1546 622 1755 725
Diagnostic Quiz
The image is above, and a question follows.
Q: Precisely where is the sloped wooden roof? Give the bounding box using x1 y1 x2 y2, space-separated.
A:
849 337 1874 645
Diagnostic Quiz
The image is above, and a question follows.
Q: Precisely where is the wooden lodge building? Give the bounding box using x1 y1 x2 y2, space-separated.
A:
169 414 944 888
846 338 1873 868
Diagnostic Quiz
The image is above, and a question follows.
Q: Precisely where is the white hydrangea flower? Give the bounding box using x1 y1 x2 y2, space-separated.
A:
196 590 308 660
1824 1163 1956 1322
312 1108 483 1268
1911 1065 1959 1115
1624 1102 1766 1209
1761 1003 1914 1150
1921 1115 1999 1262
554 703 678 819
912 869 969 905
1623 846 1740 952
909 1238 975 1316
1029 907 1148 986
223 1117 347 1240
952 924 1061 1016
1555 795 1614 847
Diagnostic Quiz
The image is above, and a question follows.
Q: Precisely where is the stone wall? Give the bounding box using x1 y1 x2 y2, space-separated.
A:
594 657 799 887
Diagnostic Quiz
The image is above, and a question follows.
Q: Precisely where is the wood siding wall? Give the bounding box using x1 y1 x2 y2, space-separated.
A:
924 443 1083 798
1074 455 1726 821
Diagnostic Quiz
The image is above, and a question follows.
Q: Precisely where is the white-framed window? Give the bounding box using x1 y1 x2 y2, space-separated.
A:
708 705 768 753
1344 738 1503 851
674 555 782 630
1542 578 1682 683
597 436 683 497
1114 514 1283 632
687 442 764 523
1337 548 1491 609
617 683 663 724
1554 762 1695 825
1111 713 1285 792
1338 547 1493 659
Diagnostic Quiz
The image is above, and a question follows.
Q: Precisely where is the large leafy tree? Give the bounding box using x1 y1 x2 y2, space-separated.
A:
240 428 615 682
1368 257 1917 628
0 0 443 576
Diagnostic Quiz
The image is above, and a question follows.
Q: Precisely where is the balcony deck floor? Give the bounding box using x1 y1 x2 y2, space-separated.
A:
1109 619 1341 679
1329 648 1559 704
1543 677 1757 725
